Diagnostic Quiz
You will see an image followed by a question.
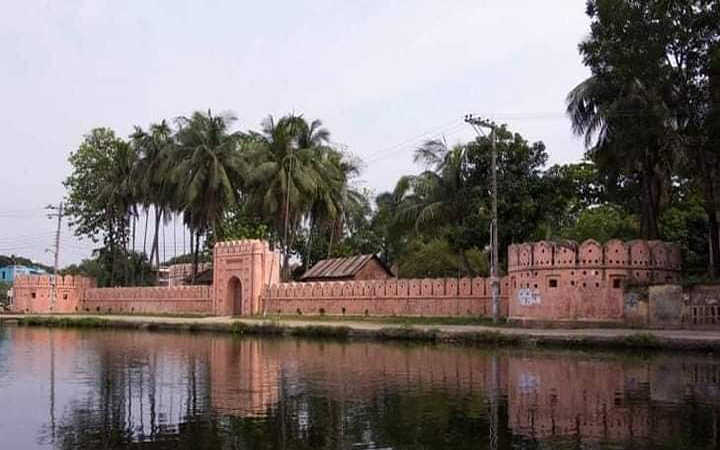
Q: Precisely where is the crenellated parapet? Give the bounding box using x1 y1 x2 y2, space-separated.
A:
213 239 271 256
213 239 281 315
507 239 682 322
508 239 681 283
262 276 510 317
13 274 96 289
85 285 212 301
266 277 504 300
12 274 95 313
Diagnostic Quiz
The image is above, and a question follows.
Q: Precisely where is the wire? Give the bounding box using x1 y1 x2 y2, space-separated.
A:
362 118 465 161
364 121 468 165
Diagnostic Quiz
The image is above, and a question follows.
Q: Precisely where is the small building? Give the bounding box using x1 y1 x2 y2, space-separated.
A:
300 255 394 282
0 265 47 285
183 268 214 286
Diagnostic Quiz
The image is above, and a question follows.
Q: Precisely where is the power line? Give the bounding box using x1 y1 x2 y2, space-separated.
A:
362 118 465 162
364 121 468 165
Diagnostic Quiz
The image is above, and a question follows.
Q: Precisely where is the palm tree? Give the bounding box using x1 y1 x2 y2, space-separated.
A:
392 140 480 275
566 75 678 239
131 121 175 268
246 115 330 279
172 110 245 281
97 139 138 285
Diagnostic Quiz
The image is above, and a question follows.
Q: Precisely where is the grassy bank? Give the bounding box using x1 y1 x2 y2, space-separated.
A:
260 314 505 327
5 314 715 352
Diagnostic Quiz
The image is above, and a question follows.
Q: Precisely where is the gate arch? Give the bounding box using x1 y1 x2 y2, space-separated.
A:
227 276 243 315
213 240 280 316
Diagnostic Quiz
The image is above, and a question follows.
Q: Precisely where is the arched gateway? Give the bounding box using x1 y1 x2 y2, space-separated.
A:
213 240 280 316
227 276 243 315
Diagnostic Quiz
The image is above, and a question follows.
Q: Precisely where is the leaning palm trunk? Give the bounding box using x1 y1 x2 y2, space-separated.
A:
149 208 162 268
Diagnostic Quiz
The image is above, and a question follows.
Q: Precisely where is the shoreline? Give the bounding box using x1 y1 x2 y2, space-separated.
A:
2 314 720 352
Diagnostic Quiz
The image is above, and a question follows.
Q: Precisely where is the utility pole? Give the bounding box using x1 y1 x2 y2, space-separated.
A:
464 114 500 323
46 202 63 312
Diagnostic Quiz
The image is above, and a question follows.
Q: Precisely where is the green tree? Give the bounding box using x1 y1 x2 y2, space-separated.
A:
0 281 11 309
130 120 176 268
173 110 246 282
570 0 720 273
64 128 141 285
247 115 336 279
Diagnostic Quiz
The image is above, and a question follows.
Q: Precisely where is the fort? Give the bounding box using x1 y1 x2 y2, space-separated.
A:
10 238 710 327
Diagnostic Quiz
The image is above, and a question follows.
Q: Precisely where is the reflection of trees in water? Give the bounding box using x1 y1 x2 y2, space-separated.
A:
23 331 720 449
46 335 213 449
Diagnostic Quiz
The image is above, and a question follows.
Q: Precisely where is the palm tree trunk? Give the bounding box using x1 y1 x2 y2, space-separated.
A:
192 231 200 284
304 218 315 272
327 224 335 258
283 170 292 281
640 165 661 239
708 210 720 278
150 207 162 268
189 230 194 261
142 208 149 256
696 144 720 278
132 214 136 254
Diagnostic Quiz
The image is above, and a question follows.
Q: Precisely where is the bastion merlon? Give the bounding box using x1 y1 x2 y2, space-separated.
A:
10 238 682 324
508 239 682 281
505 239 681 322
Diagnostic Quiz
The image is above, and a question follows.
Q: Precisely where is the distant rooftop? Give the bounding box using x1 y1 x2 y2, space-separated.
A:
300 255 393 281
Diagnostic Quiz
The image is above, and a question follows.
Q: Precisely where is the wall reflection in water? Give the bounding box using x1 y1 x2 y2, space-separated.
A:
1 326 720 449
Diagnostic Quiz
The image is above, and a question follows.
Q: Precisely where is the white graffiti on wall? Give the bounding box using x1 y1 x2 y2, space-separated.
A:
518 372 540 393
517 288 541 306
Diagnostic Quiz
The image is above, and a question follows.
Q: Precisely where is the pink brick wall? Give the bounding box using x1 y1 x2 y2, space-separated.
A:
82 286 212 314
11 239 682 323
263 277 510 317
12 275 94 314
507 239 681 321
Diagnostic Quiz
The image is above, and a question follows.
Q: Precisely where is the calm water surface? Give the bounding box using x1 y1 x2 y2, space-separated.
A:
1 325 720 449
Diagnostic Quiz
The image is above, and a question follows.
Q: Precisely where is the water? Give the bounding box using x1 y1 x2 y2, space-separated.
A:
1 326 719 449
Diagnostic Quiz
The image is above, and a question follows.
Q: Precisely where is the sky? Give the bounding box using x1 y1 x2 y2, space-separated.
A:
0 0 591 267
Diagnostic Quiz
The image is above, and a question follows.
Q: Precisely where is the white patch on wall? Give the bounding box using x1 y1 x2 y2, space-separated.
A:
518 373 540 393
517 288 541 306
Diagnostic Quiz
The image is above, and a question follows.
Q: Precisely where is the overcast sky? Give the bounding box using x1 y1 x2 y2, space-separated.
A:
0 0 591 267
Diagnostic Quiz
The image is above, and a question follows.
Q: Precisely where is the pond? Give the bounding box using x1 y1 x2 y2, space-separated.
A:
0 325 719 449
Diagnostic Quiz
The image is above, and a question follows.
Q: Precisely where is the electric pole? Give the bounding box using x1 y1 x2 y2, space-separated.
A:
46 202 63 312
464 114 500 323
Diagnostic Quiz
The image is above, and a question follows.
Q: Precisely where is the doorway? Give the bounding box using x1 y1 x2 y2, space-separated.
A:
227 276 243 315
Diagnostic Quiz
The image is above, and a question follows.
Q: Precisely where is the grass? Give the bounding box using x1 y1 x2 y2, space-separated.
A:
261 314 507 327
290 325 352 339
374 326 440 342
6 314 709 353
17 316 111 328
455 330 523 346
230 321 285 336
619 333 662 349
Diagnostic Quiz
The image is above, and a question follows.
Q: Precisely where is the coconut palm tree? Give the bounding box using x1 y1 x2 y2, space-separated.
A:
566 75 678 239
97 138 139 285
130 121 175 268
172 110 246 281
392 140 480 275
246 114 330 279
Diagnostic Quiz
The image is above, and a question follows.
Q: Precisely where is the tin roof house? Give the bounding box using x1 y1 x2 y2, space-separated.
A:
300 255 394 282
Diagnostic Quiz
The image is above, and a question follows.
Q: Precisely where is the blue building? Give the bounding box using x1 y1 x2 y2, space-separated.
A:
0 265 48 285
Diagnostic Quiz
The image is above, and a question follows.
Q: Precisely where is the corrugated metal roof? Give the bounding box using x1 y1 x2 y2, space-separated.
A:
300 254 385 280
